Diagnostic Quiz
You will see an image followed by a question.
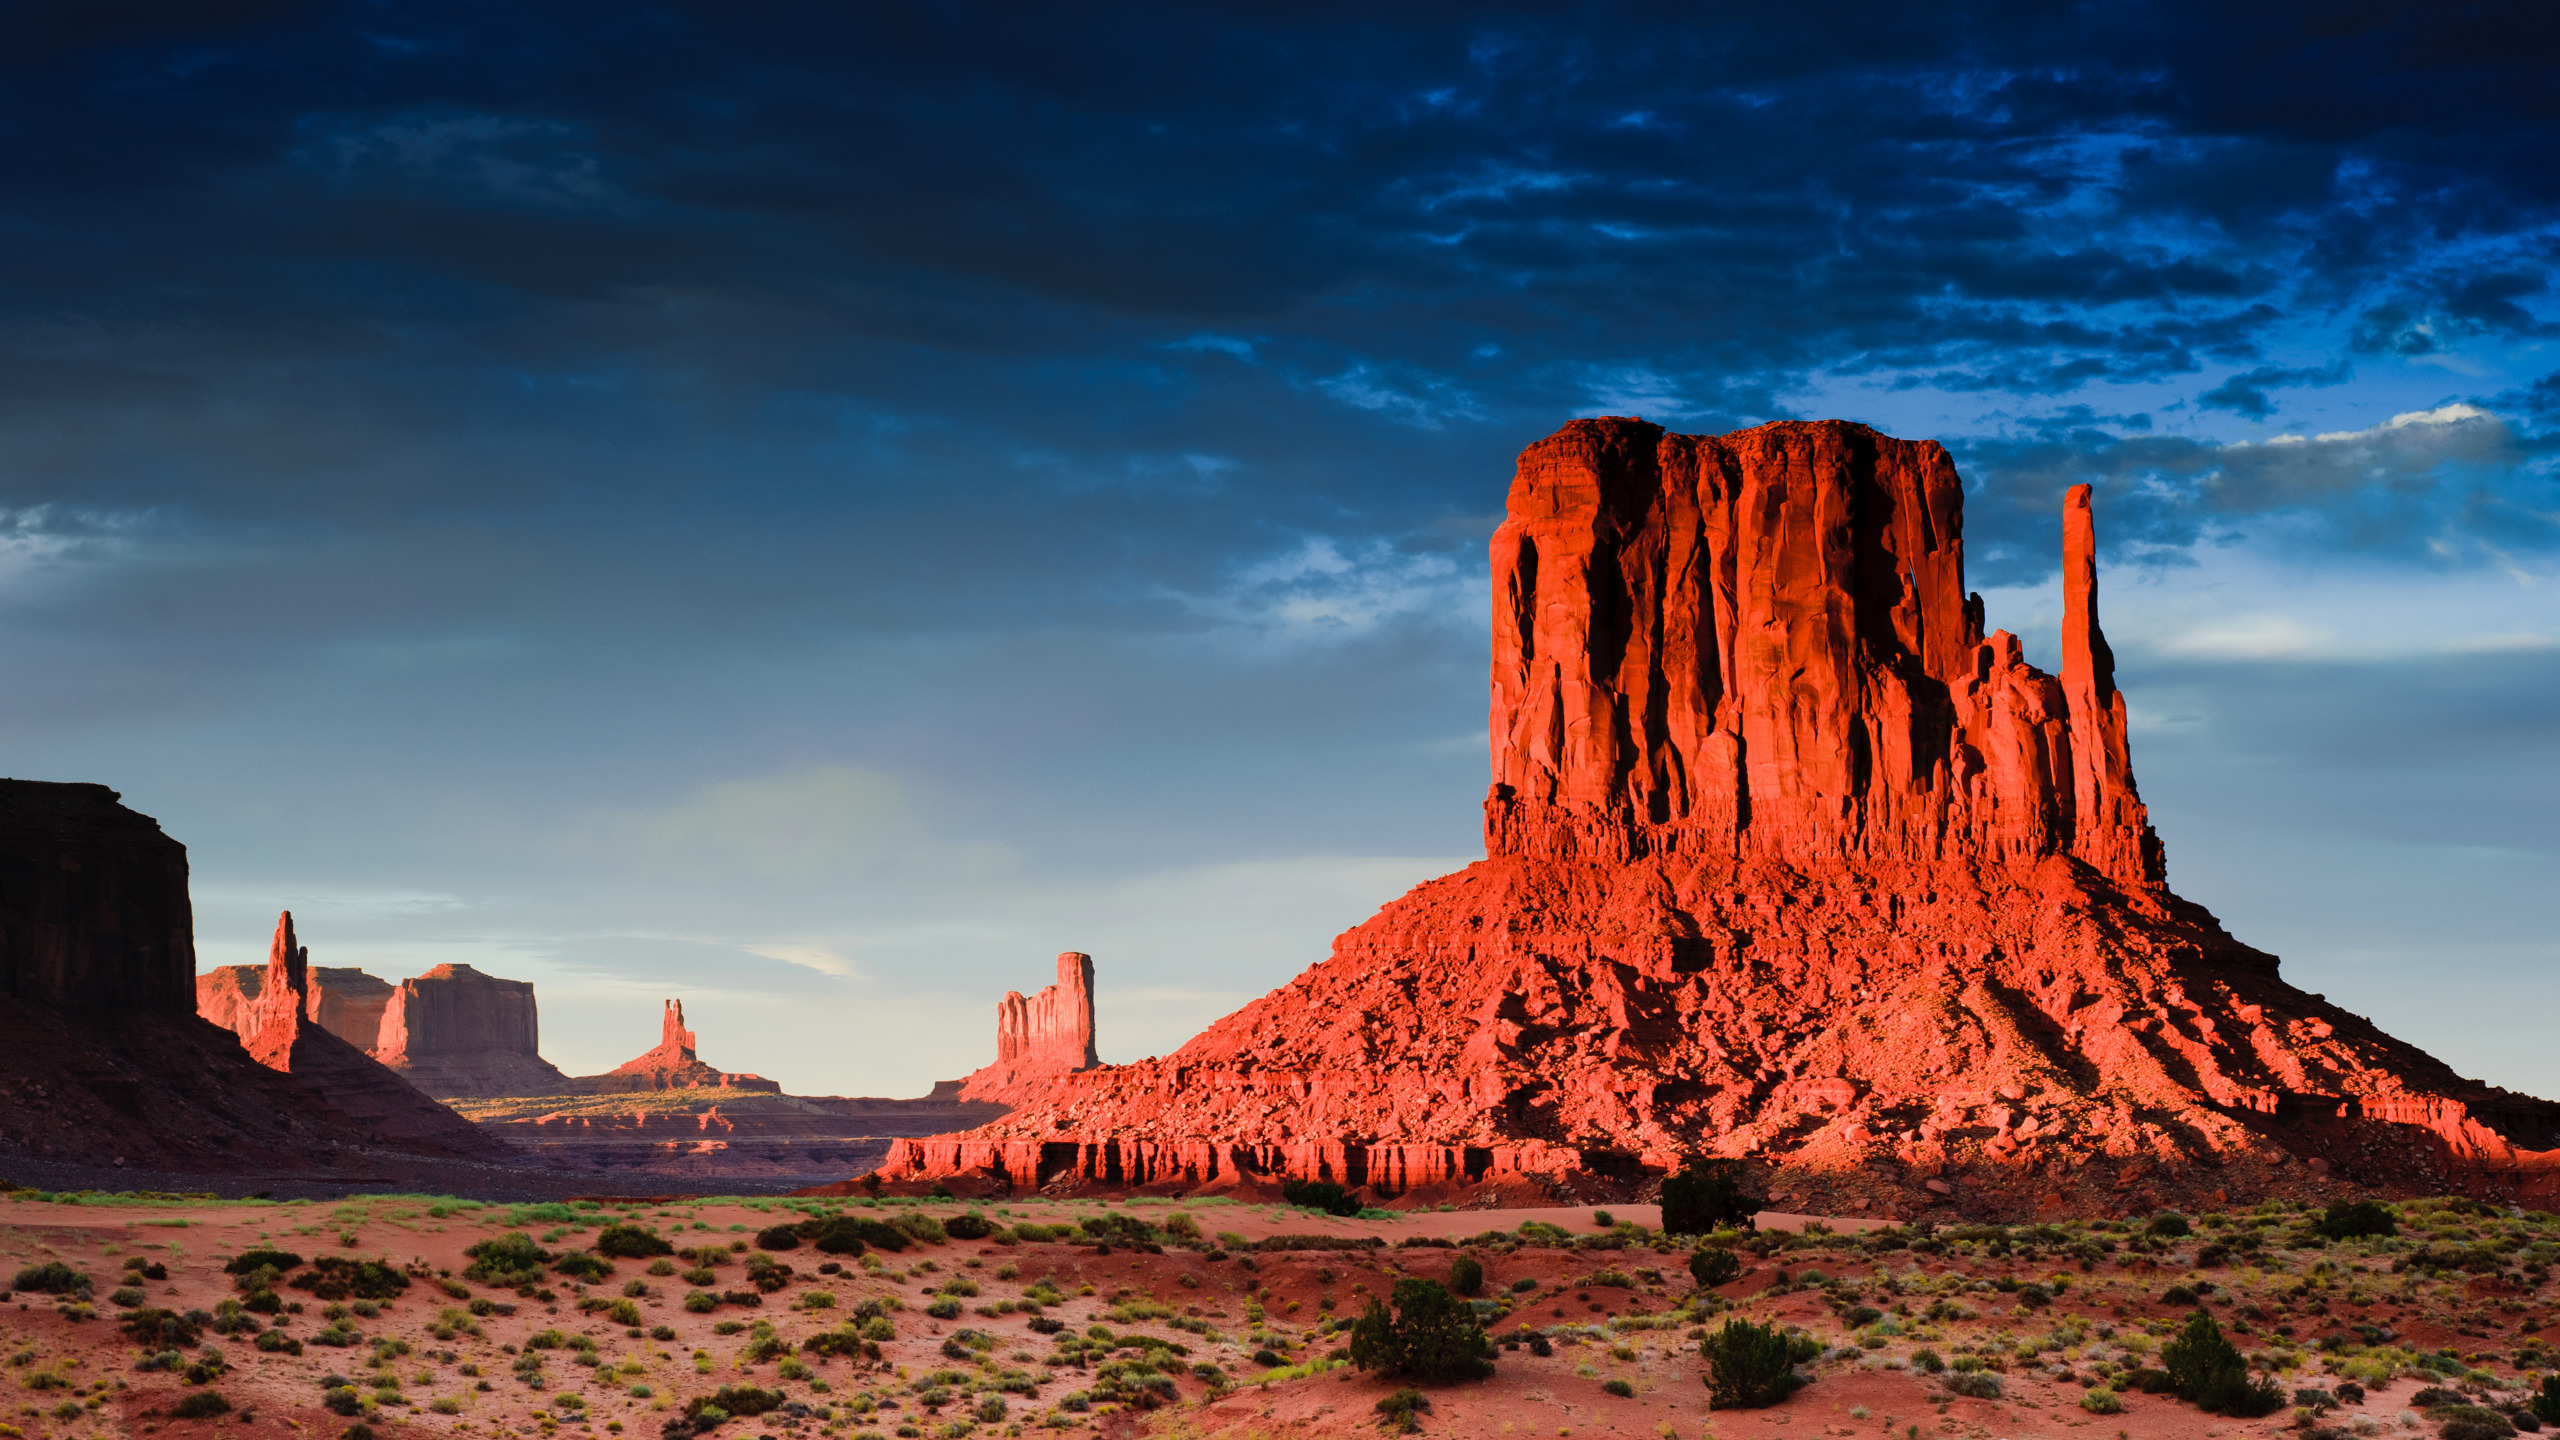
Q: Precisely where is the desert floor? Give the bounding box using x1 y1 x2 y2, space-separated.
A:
0 1189 2549 1440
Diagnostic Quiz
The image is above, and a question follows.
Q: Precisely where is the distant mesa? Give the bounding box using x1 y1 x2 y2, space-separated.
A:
955 951 1099 1105
377 962 573 1098
232 912 486 1149
561 999 781 1095
867 418 2560 1214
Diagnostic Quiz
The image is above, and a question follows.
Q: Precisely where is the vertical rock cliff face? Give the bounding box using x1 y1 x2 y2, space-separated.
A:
1484 419 2159 886
195 965 265 1036
956 953 1101 1105
0 780 196 1013
375 963 572 1099
874 419 2560 1214
306 967 395 1052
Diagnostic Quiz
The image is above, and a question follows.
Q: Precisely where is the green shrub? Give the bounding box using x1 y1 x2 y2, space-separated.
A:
2432 1405 2516 1440
1601 1377 1635 1398
1347 1278 1494 1384
594 1224 674 1259
808 1217 902 1254
2161 1311 2284 1416
171 1391 231 1419
1280 1179 1362 1218
553 1253 612 1283
1700 1318 1805 1409
2315 1201 2398 1241
1659 1161 1758 1235
1689 1247 1741 1288
925 1296 962 1320
687 1385 784 1421
10 1263 90 1298
2147 1213 2191 1239
753 1225 800 1251
1943 1371 2001 1400
2533 1375 2560 1425
291 1258 408 1302
890 1213 949 1245
1446 1254 1483 1297
683 1291 717 1313
119 1307 202 1348
221 1249 303 1276
2080 1388 2124 1414
1910 1349 1944 1373
254 1329 303 1355
461 1233 550 1286
944 1214 995 1241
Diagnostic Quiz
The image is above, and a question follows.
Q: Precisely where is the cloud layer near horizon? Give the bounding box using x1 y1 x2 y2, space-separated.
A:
1 0 2553 1097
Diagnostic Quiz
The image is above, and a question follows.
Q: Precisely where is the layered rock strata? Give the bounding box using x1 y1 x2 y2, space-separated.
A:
873 419 2560 1213
376 963 571 1098
197 962 396 1052
562 999 781 1095
0 785 486 1174
955 952 1100 1105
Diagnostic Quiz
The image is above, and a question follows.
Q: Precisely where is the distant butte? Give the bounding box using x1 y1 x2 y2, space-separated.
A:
564 999 781 1095
955 952 1100 1105
870 418 2560 1215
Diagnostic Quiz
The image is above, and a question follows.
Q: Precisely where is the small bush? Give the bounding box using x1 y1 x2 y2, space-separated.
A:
1346 1278 1495 1384
808 1217 901 1255
2080 1388 2124 1414
1910 1349 1944 1373
10 1263 90 1299
2434 1405 2517 1440
461 1233 550 1285
1659 1160 1758 1235
2534 1376 2560 1426
2162 1311 2283 1417
925 1297 962 1320
1375 1388 1431 1433
222 1249 303 1276
1280 1179 1362 1218
2147 1213 2191 1239
1700 1319 1804 1410
752 1225 800 1251
1447 1255 1484 1297
682 1291 717 1313
595 1224 675 1259
255 1329 303 1355
1690 1247 1741 1288
1601 1377 1635 1398
944 1214 995 1241
687 1385 785 1421
1943 1372 2002 1400
172 1392 232 1419
554 1253 612 1283
2316 1201 2398 1241
119 1306 203 1347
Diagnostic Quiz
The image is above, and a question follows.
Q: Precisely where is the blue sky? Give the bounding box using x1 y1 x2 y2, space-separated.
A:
2 1 2554 1097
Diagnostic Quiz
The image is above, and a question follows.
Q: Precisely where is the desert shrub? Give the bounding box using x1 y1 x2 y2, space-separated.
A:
292 1258 409 1302
687 1385 784 1421
2162 1311 2284 1417
1447 1254 1484 1297
320 1385 365 1415
890 1213 949 1245
1347 1278 1494 1384
925 1296 962 1320
1373 1387 1432 1433
222 1249 303 1276
2147 1213 2191 1239
2081 1388 2124 1414
462 1234 550 1286
172 1391 231 1419
807 1217 901 1254
1659 1160 1759 1235
944 1213 996 1241
1281 1178 1362 1218
255 1329 303 1355
553 1253 612 1283
2122 1367 2175 1393
1700 1318 1805 1409
1689 1246 1742 1288
2161 1285 2199 1305
1601 1377 1635 1398
1910 1349 1944 1373
2316 1201 2398 1242
119 1306 203 1347
11 1263 90 1298
718 1290 762 1307
2432 1405 2517 1440
2534 1376 2560 1426
683 1292 717 1313
753 1225 800 1251
1077 1212 1163 1246
1943 1371 2002 1400
595 1224 675 1259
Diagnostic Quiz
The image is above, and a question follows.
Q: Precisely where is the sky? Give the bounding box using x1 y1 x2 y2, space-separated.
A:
2 1 2554 1100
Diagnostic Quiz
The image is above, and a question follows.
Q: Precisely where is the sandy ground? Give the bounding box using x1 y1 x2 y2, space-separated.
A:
0 1191 2548 1440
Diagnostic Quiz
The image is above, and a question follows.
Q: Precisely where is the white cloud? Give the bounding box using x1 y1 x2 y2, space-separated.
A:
1172 535 1479 643
2157 612 2335 659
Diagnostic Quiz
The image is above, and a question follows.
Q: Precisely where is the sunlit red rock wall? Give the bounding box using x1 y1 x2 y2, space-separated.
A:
956 952 1099 1105
376 962 570 1098
1486 419 2158 887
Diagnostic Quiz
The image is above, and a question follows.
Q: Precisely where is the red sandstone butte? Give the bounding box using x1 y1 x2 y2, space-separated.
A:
197 961 393 1051
563 999 781 1095
955 952 1100 1105
376 962 572 1098
235 912 487 1151
871 418 2560 1213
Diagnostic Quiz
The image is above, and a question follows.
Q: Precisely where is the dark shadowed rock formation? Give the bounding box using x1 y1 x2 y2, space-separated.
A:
956 952 1100 1104
375 963 571 1099
563 1000 781 1095
235 913 487 1151
0 783 491 1174
870 419 2560 1215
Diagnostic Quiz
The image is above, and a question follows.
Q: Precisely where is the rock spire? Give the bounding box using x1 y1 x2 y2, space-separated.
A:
235 912 488 1149
563 998 780 1095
